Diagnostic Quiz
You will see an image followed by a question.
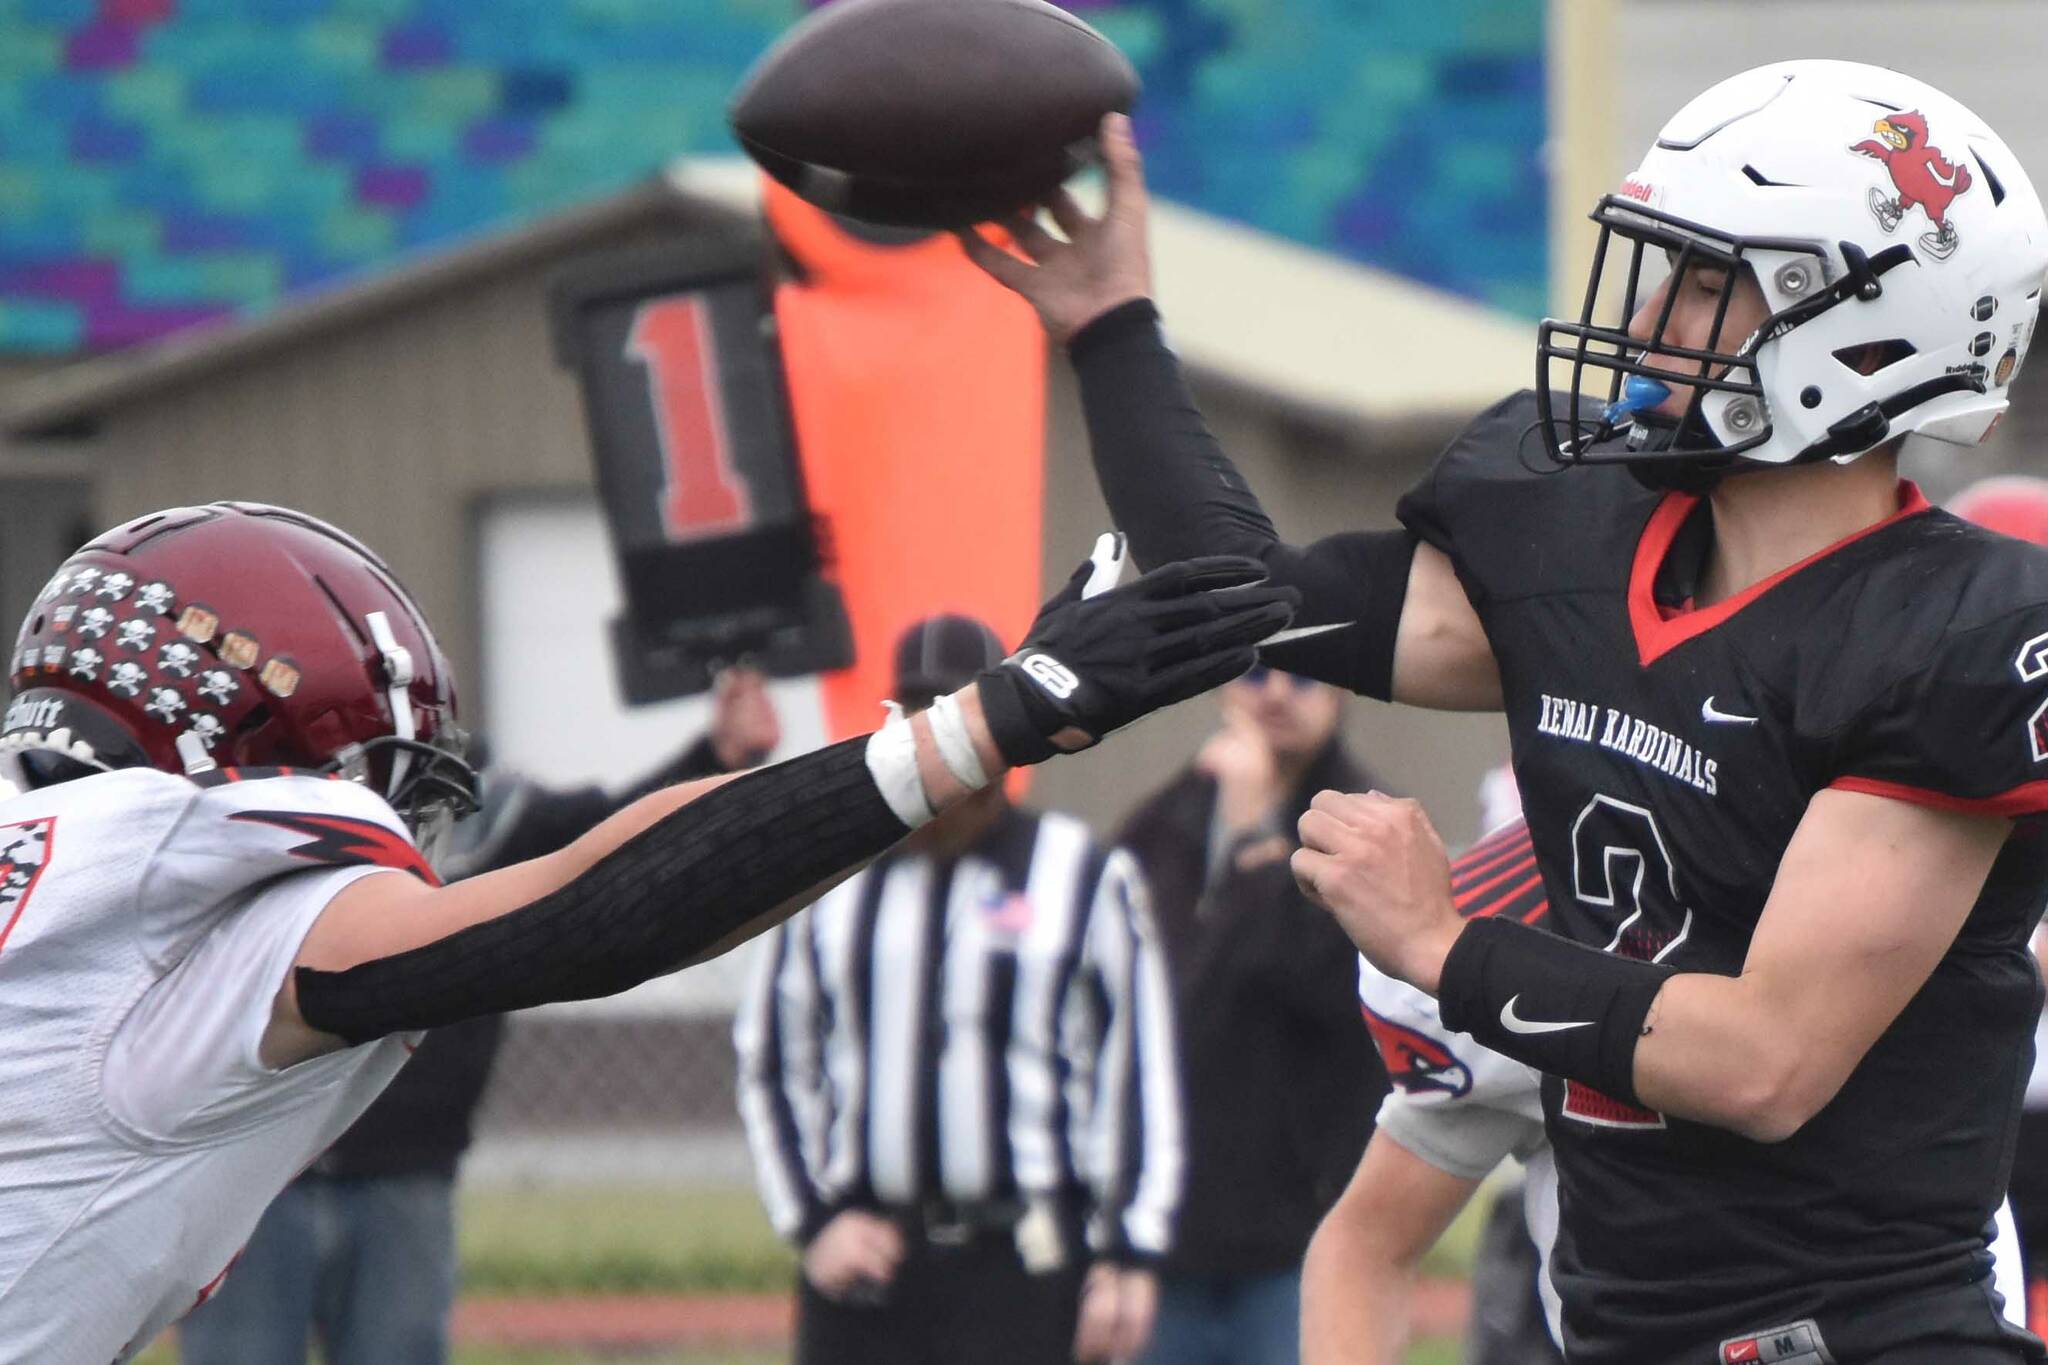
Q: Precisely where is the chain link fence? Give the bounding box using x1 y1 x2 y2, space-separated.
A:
465 942 767 1189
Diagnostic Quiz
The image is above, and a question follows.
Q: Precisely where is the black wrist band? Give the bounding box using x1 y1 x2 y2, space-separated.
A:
973 669 1054 766
1067 297 1161 361
1437 916 1675 1107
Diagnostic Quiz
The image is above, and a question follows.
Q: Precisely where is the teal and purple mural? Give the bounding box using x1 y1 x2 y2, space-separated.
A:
0 0 1545 353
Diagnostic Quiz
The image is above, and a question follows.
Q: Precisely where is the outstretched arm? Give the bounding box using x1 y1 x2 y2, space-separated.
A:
264 554 1296 1067
267 705 980 1067
960 117 1498 709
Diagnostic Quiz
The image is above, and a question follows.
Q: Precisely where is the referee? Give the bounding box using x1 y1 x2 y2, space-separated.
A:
736 614 1183 1365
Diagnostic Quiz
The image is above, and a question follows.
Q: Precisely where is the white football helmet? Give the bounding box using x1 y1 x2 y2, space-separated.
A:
1540 60 2048 478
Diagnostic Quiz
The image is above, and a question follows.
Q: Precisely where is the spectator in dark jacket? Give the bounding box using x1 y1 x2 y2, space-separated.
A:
179 670 780 1365
1119 665 1387 1365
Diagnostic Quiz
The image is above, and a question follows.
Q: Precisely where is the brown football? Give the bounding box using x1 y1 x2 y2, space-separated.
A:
729 0 1140 229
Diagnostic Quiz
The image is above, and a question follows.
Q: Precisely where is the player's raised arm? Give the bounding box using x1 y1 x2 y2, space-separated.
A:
267 555 1297 1068
959 115 1498 711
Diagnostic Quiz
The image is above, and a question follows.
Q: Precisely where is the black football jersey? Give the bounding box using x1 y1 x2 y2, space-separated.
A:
1399 392 2048 1362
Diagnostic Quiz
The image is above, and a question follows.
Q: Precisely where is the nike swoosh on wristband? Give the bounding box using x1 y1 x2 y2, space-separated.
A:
1700 695 1759 725
1499 995 1595 1035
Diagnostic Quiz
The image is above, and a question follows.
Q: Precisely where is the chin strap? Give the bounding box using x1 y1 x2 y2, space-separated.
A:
1795 369 1989 465
175 731 217 776
363 610 417 804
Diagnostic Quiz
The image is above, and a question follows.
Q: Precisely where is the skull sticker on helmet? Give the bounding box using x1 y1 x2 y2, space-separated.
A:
188 713 226 750
133 582 175 616
107 661 148 698
76 607 114 640
196 669 238 706
95 573 135 602
157 642 201 678
67 648 103 682
142 688 187 723
114 619 156 653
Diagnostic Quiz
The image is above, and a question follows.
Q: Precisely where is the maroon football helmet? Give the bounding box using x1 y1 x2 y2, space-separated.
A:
1 503 475 832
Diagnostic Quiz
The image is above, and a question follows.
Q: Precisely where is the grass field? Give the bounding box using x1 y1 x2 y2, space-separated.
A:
461 1184 796 1294
134 1181 1486 1363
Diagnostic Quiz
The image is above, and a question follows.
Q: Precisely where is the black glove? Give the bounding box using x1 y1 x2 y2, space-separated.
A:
976 555 1299 766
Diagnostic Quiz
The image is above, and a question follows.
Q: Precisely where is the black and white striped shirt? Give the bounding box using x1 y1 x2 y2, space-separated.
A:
735 806 1182 1262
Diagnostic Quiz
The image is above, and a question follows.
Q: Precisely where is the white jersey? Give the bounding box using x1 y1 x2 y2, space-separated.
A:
0 766 428 1363
1359 953 1562 1343
1357 954 2029 1344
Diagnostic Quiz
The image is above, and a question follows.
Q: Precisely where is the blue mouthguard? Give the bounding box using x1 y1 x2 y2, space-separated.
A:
1603 374 1672 426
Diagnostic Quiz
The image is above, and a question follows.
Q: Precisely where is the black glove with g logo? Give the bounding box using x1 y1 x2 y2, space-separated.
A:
976 554 1299 766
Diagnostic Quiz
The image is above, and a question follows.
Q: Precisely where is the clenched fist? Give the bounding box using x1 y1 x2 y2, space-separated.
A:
1292 789 1464 995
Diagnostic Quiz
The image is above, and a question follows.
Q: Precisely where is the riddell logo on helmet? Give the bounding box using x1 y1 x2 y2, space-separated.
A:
3 696 62 734
1618 177 1660 206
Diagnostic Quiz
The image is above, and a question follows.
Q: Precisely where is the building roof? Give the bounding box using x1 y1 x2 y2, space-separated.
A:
3 161 1534 438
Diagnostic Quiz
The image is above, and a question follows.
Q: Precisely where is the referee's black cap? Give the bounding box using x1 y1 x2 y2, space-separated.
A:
893 614 1005 706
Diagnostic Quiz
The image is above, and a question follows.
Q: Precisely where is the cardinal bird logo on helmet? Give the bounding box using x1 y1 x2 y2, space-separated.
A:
1361 1004 1474 1099
1852 111 1973 259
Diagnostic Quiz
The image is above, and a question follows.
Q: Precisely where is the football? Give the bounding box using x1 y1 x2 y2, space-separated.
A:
728 0 1140 229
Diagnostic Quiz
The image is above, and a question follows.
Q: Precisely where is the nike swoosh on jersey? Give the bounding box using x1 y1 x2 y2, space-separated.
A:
1499 995 1595 1035
1700 696 1759 725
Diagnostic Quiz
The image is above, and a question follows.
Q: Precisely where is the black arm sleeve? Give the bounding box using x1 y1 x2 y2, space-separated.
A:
1070 300 1415 699
295 736 908 1045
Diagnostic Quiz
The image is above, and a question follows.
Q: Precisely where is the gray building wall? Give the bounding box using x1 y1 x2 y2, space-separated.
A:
52 251 610 710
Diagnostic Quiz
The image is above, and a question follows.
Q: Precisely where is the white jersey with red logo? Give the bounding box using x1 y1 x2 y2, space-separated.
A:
0 765 430 1363
1358 951 1563 1343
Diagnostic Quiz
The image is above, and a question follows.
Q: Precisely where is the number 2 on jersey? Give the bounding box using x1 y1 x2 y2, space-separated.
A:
1565 795 1691 1130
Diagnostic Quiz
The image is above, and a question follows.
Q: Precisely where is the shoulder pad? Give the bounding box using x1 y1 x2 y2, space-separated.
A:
133 772 428 972
164 772 434 888
1397 390 1653 603
1830 558 2048 815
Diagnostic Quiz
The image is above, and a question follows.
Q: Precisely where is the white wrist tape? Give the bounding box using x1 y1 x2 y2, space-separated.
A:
864 712 934 828
926 692 992 791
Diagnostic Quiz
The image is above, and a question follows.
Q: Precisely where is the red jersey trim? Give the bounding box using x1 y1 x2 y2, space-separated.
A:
1627 481 1933 666
1451 834 1535 886
1828 775 2048 818
1453 854 1539 910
